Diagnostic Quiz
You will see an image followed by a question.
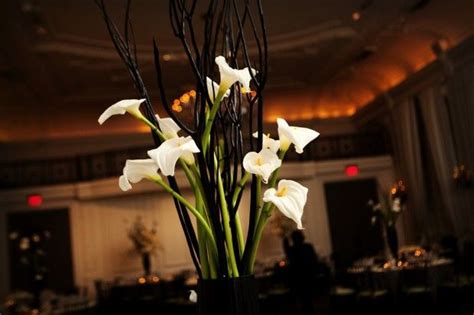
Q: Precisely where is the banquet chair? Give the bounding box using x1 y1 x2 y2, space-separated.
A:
329 271 357 315
354 269 390 314
400 265 435 311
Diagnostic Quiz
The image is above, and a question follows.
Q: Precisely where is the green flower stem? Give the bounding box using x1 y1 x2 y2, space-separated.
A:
202 91 225 153
189 164 210 213
215 158 240 277
255 176 263 228
260 149 288 214
207 238 218 278
153 178 219 262
245 149 288 273
231 172 251 206
139 117 165 141
231 172 251 257
196 195 210 279
245 205 275 274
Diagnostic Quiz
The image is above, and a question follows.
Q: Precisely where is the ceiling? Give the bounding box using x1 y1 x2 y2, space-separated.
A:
1 0 474 142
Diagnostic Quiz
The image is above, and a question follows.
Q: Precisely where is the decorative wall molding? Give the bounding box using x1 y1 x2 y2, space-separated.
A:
0 133 390 189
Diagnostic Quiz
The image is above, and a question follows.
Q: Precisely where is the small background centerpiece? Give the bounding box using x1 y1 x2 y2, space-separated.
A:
127 216 162 278
369 180 408 261
95 1 319 314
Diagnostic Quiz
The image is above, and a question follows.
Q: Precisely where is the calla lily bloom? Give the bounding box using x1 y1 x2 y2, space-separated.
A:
263 179 308 229
119 159 160 191
253 132 281 154
277 118 320 154
147 136 200 176
243 148 282 183
206 77 230 102
98 99 146 125
155 115 181 139
392 198 401 212
215 56 257 94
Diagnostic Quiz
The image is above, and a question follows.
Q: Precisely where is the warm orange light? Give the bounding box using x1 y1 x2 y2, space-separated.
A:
414 249 422 257
163 54 172 61
138 277 146 284
346 107 356 116
278 260 286 267
173 99 180 106
180 94 190 103
151 276 160 283
352 11 361 21
189 90 196 97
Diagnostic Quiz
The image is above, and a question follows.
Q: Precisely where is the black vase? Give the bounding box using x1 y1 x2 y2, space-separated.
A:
142 253 151 276
198 276 259 315
386 225 399 259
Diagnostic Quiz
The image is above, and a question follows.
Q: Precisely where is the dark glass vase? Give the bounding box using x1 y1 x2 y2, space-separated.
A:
198 276 259 315
386 225 399 259
142 253 151 276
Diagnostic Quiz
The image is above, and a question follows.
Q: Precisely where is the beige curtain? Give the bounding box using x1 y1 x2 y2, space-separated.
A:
389 98 428 243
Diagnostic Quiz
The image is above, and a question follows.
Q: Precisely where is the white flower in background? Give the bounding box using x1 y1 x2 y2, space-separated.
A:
277 118 320 154
189 290 197 303
147 136 200 176
119 159 160 191
98 99 146 125
392 198 401 212
215 56 257 93
263 179 308 229
252 132 281 154
155 115 181 139
243 148 282 183
206 77 230 102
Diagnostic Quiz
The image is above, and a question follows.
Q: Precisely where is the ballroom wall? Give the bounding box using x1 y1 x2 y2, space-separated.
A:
0 156 395 299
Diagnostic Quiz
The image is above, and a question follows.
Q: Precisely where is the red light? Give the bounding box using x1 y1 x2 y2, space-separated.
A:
27 194 43 207
345 165 359 177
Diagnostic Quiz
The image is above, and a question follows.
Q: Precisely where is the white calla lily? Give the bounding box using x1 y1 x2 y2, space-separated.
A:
98 99 145 125
155 115 181 139
206 77 230 102
147 136 200 176
263 179 308 229
243 148 282 183
215 56 257 93
119 159 160 191
277 118 320 154
392 198 401 212
253 132 281 154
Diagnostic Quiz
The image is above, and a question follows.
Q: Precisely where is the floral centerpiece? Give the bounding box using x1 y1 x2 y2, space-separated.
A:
127 216 162 276
369 180 407 260
95 1 318 314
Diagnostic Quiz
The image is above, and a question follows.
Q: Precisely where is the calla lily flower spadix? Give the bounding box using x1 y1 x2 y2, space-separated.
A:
277 118 320 154
263 179 308 230
147 136 200 177
98 99 146 125
119 159 160 191
97 2 320 281
243 148 282 184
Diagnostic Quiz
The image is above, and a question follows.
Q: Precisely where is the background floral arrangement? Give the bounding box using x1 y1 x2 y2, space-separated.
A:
369 180 407 228
127 216 162 255
96 0 319 279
